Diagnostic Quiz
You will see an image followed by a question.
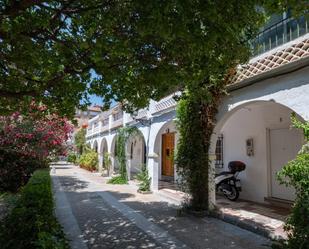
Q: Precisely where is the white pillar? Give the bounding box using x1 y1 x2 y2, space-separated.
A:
127 157 131 180
108 114 113 130
148 153 159 191
98 153 103 173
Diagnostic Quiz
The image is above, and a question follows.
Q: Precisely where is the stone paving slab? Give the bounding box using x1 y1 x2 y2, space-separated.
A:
158 185 288 240
51 164 271 249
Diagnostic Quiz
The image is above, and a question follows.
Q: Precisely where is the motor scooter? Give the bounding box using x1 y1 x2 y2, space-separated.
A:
215 161 246 201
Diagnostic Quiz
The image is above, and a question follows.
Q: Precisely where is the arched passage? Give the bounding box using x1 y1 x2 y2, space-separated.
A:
110 135 119 173
92 140 98 153
210 100 304 204
153 120 178 183
126 129 146 179
99 138 108 172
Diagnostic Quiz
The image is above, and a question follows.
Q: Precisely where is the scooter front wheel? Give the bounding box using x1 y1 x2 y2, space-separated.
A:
224 185 239 201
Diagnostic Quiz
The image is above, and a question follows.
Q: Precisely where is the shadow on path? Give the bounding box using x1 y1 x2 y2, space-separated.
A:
53 173 271 249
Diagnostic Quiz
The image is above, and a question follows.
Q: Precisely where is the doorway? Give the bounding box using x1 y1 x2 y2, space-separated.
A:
162 133 175 178
269 128 302 201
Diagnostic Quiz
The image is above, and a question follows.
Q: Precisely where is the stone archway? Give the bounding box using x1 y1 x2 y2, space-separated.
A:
110 135 119 174
92 140 98 153
99 138 108 173
125 129 146 180
209 100 305 206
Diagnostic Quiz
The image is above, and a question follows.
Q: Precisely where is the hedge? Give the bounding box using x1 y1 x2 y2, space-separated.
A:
0 169 69 249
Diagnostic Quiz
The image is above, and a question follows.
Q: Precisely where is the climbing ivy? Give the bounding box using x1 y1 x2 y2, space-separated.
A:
115 126 139 182
176 82 226 211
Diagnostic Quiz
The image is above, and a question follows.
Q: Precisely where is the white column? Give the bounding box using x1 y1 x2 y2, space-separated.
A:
108 114 113 130
148 153 159 191
127 157 131 180
98 153 103 173
99 120 102 132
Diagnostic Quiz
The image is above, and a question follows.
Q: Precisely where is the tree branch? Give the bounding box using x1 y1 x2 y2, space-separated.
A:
1 0 45 18
0 89 38 98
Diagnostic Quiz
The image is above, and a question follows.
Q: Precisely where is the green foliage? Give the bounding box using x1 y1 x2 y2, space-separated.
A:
107 175 128 185
176 90 219 211
136 164 151 192
74 128 86 155
103 152 112 173
67 152 77 164
275 117 309 249
115 127 138 181
0 148 44 192
291 113 309 141
1 1 305 116
79 150 98 171
0 169 69 249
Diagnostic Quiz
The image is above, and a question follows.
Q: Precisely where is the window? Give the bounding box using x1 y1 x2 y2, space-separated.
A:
102 118 109 126
215 135 224 168
113 111 123 121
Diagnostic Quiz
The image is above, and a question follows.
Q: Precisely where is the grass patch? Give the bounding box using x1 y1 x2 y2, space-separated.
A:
0 169 69 249
107 175 128 184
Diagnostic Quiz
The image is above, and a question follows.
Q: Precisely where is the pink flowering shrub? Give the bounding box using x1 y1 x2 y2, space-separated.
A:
0 105 73 192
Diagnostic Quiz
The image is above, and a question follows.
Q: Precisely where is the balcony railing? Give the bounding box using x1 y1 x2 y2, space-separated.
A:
111 118 123 129
252 16 308 56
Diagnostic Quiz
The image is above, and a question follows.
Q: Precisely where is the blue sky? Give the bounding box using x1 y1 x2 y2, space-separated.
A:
89 94 103 106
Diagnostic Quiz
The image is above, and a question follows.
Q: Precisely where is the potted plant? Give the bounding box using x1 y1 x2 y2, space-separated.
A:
103 152 112 176
136 164 152 194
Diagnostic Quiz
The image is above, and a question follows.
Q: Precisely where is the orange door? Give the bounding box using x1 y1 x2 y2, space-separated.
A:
162 133 175 176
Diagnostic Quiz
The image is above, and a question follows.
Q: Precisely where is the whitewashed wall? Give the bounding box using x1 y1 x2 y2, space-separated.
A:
219 102 303 203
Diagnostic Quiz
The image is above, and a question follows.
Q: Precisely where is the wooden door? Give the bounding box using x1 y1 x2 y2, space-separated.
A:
162 133 175 176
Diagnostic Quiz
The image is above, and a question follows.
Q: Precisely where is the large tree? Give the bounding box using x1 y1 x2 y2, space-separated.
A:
1 0 307 210
1 0 306 117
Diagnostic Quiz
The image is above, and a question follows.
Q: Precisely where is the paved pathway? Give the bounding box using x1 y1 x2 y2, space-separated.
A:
51 164 271 249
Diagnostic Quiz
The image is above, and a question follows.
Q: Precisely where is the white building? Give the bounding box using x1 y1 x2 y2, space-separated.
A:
86 15 309 206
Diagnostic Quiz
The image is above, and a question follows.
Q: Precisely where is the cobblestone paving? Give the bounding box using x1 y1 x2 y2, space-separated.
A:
52 164 271 249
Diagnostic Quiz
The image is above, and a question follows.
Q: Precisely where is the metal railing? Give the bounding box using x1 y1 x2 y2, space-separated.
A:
252 16 308 56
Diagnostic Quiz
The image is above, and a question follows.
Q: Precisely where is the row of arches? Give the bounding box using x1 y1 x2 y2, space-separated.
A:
87 99 307 205
85 66 309 207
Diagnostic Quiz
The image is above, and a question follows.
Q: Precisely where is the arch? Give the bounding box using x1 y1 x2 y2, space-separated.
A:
153 119 177 182
100 138 108 155
209 100 305 205
98 137 109 172
125 129 146 179
214 100 305 136
92 140 98 152
110 134 119 172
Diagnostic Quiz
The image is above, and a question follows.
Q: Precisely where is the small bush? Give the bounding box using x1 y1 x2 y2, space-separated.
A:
0 169 69 249
79 150 98 171
274 116 309 249
136 165 151 192
276 152 309 249
103 152 112 173
0 149 44 192
107 175 127 184
67 152 77 164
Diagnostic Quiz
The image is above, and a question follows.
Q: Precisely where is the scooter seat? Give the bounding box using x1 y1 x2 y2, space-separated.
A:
215 171 232 177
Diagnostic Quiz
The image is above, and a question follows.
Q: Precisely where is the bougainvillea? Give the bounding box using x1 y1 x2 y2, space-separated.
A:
0 104 73 160
0 104 73 191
